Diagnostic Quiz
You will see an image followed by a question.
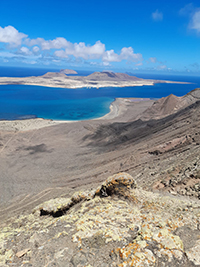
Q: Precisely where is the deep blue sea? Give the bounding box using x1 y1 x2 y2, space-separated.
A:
0 66 200 121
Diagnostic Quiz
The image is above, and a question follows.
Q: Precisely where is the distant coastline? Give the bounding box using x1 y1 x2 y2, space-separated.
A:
0 71 190 89
0 70 197 122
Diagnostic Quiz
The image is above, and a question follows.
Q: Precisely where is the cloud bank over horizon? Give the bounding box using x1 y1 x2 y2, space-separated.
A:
0 0 199 75
0 25 143 68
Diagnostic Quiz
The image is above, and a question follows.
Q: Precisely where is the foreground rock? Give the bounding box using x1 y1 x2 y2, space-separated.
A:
1 173 200 266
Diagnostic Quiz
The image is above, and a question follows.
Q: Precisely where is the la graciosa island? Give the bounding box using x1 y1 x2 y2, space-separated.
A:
0 70 189 89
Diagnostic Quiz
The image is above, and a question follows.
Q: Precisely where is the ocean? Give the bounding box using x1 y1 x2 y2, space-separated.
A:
0 66 200 121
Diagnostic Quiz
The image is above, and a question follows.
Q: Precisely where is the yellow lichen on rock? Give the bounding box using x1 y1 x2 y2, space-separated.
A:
95 172 137 198
1 172 200 266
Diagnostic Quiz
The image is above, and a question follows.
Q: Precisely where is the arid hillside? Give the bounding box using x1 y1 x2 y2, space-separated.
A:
1 89 200 266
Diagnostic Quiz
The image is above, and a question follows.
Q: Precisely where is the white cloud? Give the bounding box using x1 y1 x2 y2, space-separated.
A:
149 57 157 63
102 49 119 62
0 49 42 66
120 47 142 62
64 41 105 59
19 46 32 55
152 10 163 21
55 41 105 60
179 3 194 16
22 60 37 65
25 38 41 47
135 62 143 66
190 10 200 32
0 51 19 58
44 37 70 50
0 26 27 46
32 46 40 53
157 65 167 70
39 38 143 64
148 57 165 66
26 37 71 50
102 61 111 66
103 47 143 63
0 25 144 67
54 49 68 58
52 59 61 63
179 4 200 34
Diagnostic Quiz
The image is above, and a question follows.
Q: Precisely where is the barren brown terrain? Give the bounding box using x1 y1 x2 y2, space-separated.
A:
1 89 200 266
0 89 200 220
0 98 154 220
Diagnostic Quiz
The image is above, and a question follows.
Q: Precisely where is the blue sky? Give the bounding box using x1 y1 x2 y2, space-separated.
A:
0 0 199 74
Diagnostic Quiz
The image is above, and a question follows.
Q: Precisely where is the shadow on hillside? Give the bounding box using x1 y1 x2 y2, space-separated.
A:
83 101 200 152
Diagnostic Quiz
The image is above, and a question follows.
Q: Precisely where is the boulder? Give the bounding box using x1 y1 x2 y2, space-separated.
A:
95 172 137 198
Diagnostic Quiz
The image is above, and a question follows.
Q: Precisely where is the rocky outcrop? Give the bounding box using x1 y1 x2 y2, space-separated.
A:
95 172 137 198
1 173 200 266
149 136 190 155
33 173 136 217
60 69 78 75
153 156 200 199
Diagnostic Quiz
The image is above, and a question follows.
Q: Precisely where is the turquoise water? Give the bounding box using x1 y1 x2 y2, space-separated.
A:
0 72 200 121
0 85 114 120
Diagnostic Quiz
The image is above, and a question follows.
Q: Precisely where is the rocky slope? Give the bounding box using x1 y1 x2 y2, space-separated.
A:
0 173 200 267
1 89 200 266
139 88 200 120
83 90 200 200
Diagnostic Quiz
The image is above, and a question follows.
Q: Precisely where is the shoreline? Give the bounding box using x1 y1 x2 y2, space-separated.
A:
0 97 153 132
94 98 119 120
0 80 155 89
0 80 190 89
0 76 191 90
